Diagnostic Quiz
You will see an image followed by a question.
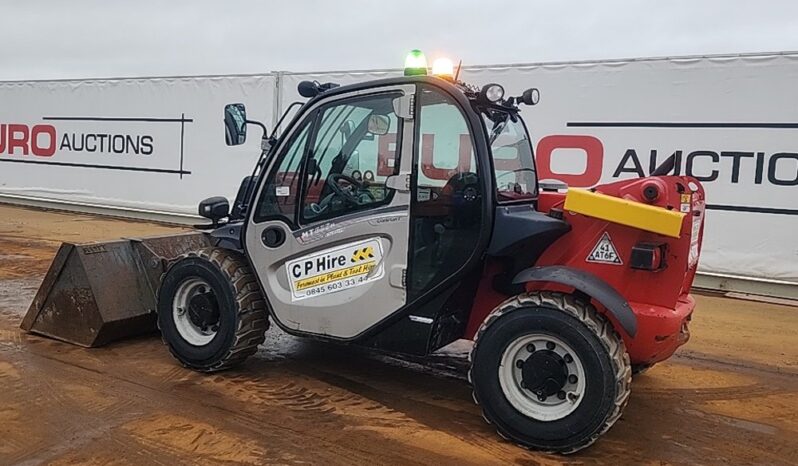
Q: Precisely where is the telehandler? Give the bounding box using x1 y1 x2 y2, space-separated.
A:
23 51 705 453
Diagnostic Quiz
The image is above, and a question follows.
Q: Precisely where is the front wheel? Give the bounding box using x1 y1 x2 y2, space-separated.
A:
157 248 269 372
469 291 631 453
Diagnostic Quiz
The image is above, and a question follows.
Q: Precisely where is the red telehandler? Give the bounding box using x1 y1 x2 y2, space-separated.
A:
23 51 705 453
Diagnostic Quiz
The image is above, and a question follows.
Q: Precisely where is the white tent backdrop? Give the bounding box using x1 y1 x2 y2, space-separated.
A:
1 52 796 286
0 75 276 218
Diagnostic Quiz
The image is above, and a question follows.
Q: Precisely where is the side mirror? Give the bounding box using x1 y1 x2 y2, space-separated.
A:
520 88 540 106
198 196 230 225
367 114 390 135
224 103 248 146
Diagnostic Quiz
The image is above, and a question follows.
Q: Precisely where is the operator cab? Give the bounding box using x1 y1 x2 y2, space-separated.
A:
212 50 552 350
215 53 542 233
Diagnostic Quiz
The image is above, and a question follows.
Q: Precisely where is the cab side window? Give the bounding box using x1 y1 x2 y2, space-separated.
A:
409 85 482 298
254 120 311 224
300 93 402 224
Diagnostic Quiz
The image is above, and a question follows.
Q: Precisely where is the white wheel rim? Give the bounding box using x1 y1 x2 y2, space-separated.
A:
172 278 218 346
498 333 586 421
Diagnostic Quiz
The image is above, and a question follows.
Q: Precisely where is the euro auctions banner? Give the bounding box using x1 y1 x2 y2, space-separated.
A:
0 75 276 216
284 54 798 283
1 53 796 283
457 54 798 283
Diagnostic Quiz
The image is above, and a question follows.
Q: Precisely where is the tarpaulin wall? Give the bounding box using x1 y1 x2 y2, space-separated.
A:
464 55 798 284
1 53 796 286
0 75 276 218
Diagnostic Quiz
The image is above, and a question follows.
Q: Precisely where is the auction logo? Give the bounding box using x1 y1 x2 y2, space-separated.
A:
0 123 57 157
537 134 798 187
0 123 153 157
0 115 192 176
58 133 153 155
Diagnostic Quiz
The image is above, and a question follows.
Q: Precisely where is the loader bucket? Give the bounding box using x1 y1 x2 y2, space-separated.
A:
20 232 211 347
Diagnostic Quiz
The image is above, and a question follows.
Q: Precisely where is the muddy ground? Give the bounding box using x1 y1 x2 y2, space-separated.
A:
0 204 796 465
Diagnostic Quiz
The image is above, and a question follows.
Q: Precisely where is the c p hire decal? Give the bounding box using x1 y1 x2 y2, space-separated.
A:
286 238 384 301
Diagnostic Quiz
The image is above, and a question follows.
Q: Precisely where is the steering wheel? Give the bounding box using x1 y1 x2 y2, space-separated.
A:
326 173 375 205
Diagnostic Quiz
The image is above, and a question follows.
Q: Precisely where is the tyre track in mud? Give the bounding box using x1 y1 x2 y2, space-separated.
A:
134 343 527 463
0 351 337 465
607 357 798 465
254 338 524 459
198 362 522 460
677 348 798 377
0 315 509 465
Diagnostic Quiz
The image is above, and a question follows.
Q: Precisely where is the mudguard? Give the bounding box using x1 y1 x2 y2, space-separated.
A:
512 265 637 337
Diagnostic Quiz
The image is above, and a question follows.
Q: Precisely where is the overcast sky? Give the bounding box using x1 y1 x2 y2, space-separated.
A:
2 0 798 80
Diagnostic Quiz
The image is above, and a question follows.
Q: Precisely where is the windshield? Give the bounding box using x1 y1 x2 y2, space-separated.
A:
481 109 537 201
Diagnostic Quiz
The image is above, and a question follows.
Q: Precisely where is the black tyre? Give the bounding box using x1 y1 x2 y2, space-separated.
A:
469 291 631 454
157 248 269 372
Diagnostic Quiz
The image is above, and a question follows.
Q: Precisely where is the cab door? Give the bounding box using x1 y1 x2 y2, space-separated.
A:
244 85 415 339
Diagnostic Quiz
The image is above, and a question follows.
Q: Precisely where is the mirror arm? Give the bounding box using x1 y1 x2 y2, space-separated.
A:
272 101 304 137
228 101 304 218
245 119 268 139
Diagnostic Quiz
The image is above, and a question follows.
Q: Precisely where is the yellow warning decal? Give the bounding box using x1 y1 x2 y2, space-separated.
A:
679 193 692 213
564 188 685 238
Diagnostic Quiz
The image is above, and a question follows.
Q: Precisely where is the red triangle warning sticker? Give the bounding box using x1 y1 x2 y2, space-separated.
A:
586 232 622 265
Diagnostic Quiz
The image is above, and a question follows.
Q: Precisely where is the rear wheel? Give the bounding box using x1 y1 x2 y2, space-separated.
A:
469 291 631 453
157 248 269 372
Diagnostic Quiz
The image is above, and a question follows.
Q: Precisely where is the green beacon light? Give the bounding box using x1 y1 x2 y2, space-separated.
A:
404 49 428 76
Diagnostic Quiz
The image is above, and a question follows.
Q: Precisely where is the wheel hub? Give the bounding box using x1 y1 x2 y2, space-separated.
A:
499 333 587 421
521 350 568 397
187 292 219 330
172 278 219 346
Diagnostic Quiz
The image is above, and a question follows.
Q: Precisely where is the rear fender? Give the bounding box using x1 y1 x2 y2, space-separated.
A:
512 265 637 337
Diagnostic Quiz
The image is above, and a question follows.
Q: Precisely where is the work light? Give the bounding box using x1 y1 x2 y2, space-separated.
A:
404 50 428 76
480 83 505 103
431 58 454 79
